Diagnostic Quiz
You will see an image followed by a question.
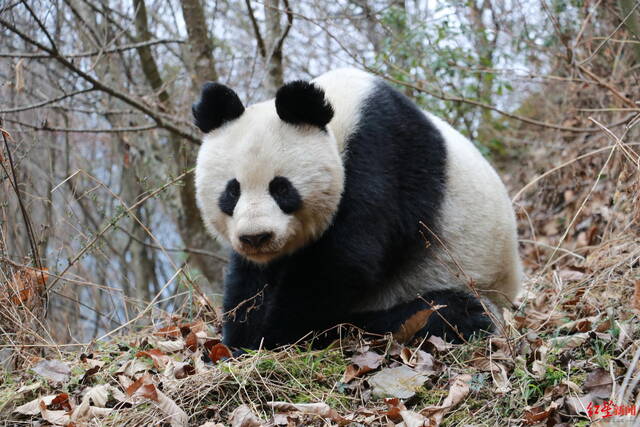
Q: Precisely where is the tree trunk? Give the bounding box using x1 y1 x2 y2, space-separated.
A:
133 0 225 291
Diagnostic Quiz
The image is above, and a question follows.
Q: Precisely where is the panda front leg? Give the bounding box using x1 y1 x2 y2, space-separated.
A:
352 289 495 344
221 253 271 350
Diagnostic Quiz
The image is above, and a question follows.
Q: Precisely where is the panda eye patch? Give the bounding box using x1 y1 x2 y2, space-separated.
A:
219 178 240 216
269 176 301 214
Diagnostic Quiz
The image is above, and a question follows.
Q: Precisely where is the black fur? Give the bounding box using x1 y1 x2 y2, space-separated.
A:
193 82 245 133
269 176 302 214
352 290 494 344
218 178 240 216
222 79 468 350
275 81 334 128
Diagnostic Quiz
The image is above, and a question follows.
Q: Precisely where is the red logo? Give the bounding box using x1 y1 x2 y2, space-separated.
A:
587 401 638 418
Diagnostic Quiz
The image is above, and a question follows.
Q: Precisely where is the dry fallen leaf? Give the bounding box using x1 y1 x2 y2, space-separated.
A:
352 351 384 370
399 409 428 427
155 339 186 353
380 397 406 422
14 395 57 415
342 351 385 382
341 364 361 383
139 383 159 401
420 374 472 426
83 384 110 407
393 308 436 343
39 400 70 426
368 365 429 399
32 359 71 383
126 373 153 396
229 404 264 427
118 358 150 377
523 401 559 425
632 280 640 312
49 393 72 411
267 401 345 424
471 358 511 393
70 392 114 423
209 343 232 363
400 348 443 375
582 368 613 399
136 348 171 370
185 331 198 352
6 268 48 307
155 388 189 427
154 325 182 338
424 335 452 353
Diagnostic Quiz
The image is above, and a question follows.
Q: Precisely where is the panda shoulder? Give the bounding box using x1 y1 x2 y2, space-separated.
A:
311 69 378 149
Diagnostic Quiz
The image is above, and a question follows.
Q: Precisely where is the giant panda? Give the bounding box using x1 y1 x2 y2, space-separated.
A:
193 68 522 349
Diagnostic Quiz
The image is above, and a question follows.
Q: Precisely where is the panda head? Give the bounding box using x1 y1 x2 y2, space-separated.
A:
193 80 344 264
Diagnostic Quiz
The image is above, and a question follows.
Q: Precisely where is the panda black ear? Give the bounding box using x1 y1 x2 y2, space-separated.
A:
192 82 245 133
275 81 334 129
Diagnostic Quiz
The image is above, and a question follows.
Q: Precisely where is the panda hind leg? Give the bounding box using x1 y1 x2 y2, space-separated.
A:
353 289 494 344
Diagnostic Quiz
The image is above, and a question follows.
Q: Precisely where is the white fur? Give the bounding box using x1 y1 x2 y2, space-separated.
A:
355 112 523 311
195 101 344 263
312 68 376 152
428 113 522 307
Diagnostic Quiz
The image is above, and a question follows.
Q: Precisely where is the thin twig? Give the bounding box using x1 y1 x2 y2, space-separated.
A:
0 16 199 144
0 38 184 58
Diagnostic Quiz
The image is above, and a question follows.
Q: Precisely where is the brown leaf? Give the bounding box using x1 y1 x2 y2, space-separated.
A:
583 368 612 399
6 268 48 307
342 350 385 382
523 401 559 424
420 374 472 426
171 361 197 379
204 339 221 354
633 280 640 312
423 335 452 353
136 348 170 370
340 364 360 383
185 331 198 352
400 348 443 375
209 343 232 363
558 269 586 282
49 393 72 411
154 325 182 338
125 373 151 396
351 351 384 370
139 383 158 402
380 397 406 422
393 308 435 344
80 365 101 384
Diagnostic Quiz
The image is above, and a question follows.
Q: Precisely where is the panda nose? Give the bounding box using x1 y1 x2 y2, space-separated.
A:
239 232 274 248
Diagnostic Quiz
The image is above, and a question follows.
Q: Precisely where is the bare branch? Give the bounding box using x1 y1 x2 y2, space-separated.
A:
0 16 199 144
0 88 95 113
19 0 58 52
3 117 157 133
275 0 293 55
0 38 185 59
245 0 267 58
